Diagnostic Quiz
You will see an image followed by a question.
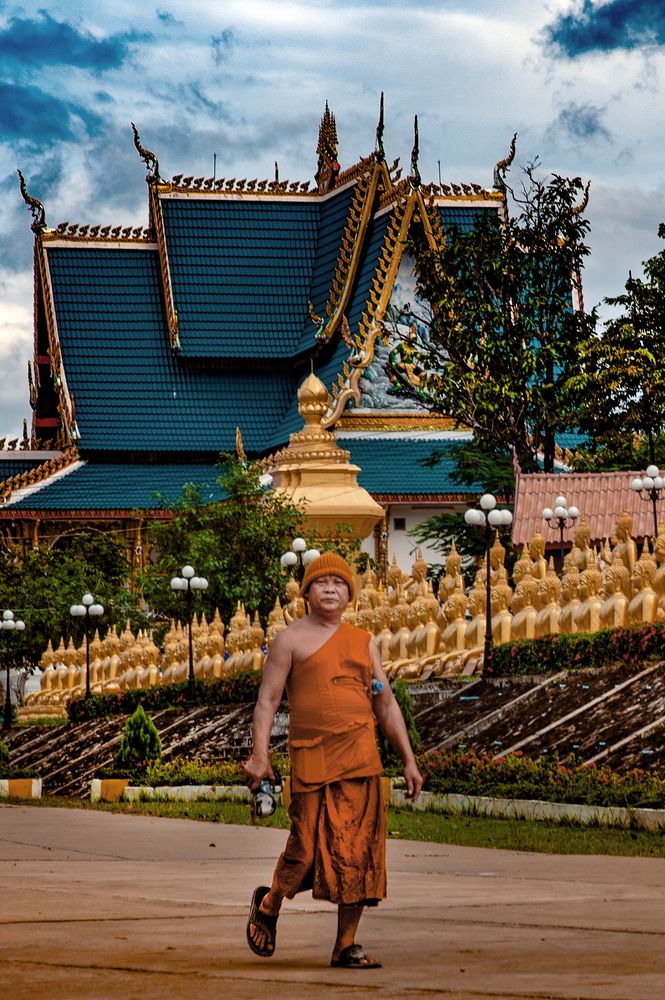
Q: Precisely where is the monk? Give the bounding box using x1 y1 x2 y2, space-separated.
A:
243 551 423 969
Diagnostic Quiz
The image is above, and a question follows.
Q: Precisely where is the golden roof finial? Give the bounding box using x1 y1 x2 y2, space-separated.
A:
235 426 246 462
493 132 517 190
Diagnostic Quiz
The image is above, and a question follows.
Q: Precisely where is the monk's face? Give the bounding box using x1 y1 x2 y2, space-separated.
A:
307 574 351 616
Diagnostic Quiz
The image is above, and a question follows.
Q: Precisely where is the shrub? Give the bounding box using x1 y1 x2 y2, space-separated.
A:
0 741 9 766
417 748 665 809
379 679 421 770
114 705 162 775
489 622 665 676
67 672 262 722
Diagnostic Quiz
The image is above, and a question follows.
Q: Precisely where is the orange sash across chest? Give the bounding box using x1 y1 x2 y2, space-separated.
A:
287 623 383 791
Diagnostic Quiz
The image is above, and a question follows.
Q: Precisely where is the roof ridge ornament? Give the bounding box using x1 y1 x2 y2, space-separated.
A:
17 170 46 233
315 101 340 194
573 180 591 215
493 132 517 191
375 92 385 163
131 122 161 182
409 115 420 189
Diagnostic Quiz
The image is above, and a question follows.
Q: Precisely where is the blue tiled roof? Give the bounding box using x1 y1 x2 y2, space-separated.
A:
0 456 51 481
340 437 481 495
268 209 394 447
7 462 227 511
161 190 355 359
46 246 297 453
438 205 500 232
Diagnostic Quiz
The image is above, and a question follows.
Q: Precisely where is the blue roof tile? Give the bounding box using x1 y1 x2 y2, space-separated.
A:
8 462 227 511
340 437 481 495
46 246 297 453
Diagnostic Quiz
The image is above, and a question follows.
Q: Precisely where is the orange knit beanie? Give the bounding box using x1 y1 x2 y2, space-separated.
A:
299 551 355 600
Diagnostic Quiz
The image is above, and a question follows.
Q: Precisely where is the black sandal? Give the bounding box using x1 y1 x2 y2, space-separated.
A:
330 943 382 969
246 886 278 958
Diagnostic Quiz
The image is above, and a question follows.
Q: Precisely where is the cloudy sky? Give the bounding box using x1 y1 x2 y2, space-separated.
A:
1 0 664 440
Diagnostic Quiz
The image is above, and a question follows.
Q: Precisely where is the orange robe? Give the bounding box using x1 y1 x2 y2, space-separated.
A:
272 623 386 905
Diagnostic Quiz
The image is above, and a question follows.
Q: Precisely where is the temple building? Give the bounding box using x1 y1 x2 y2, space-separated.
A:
0 100 517 566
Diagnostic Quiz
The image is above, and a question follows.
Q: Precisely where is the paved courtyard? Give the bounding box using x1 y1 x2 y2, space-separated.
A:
1 804 664 999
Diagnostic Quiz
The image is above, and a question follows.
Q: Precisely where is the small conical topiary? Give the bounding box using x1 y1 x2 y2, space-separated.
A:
114 704 162 774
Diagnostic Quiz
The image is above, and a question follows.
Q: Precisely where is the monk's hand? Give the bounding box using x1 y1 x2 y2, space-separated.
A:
403 759 424 802
243 754 275 791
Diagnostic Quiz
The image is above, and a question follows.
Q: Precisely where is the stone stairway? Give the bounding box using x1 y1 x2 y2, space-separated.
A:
2 663 664 795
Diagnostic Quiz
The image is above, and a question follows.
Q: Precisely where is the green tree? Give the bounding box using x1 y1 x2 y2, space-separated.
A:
140 454 304 623
387 162 595 474
571 227 665 470
114 704 162 773
378 679 420 770
0 531 135 670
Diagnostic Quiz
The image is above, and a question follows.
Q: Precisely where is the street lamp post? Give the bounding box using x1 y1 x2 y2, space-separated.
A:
170 565 209 704
630 465 665 539
464 495 513 670
1 610 25 729
280 537 321 582
70 594 104 699
542 496 579 578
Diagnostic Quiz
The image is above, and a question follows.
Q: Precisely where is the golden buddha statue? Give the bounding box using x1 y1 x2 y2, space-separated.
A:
559 569 581 634
372 603 393 665
614 510 637 585
266 597 287 647
490 582 513 646
600 563 629 629
284 578 306 623
510 576 539 640
529 528 548 581
535 561 561 637
440 539 463 600
573 559 603 634
627 543 661 625
512 544 533 586
435 589 469 675
573 519 592 573
652 522 665 611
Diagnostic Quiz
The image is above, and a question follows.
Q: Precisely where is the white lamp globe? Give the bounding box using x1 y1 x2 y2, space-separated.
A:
90 604 104 616
2 610 13 621
631 478 643 492
646 464 659 478
181 565 195 579
643 476 655 490
542 507 553 520
554 505 567 519
487 508 503 526
291 537 307 553
500 509 513 526
302 549 320 565
567 506 579 520
280 552 298 569
655 477 665 490
555 496 567 508
82 593 94 606
479 493 497 511
1 619 14 630
70 605 86 616
14 620 25 631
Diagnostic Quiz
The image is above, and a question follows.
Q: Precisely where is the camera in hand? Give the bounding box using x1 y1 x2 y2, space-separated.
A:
251 771 282 820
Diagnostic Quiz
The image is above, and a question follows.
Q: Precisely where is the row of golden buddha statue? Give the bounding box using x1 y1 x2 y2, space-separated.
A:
20 510 665 716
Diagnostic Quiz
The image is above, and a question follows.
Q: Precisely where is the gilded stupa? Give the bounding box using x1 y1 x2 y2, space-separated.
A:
266 372 383 539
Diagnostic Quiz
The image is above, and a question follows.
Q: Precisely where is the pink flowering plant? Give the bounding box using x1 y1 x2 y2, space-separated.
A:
417 748 665 809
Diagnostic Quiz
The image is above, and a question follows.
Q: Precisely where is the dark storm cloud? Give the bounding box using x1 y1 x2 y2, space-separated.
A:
554 102 612 142
0 82 102 146
0 11 149 69
545 0 664 57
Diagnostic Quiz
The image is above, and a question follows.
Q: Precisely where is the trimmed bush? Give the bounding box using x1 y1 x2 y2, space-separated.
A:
67 672 262 722
113 705 162 775
489 622 665 676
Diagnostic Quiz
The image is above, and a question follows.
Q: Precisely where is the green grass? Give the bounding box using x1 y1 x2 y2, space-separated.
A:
7 795 665 858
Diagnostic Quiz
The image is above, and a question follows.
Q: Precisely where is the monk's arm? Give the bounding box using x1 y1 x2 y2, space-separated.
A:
243 630 292 790
370 642 423 801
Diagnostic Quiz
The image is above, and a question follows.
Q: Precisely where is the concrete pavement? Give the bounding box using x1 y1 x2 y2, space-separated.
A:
1 804 664 999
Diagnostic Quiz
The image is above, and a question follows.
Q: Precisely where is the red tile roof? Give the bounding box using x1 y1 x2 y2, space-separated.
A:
512 471 660 548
